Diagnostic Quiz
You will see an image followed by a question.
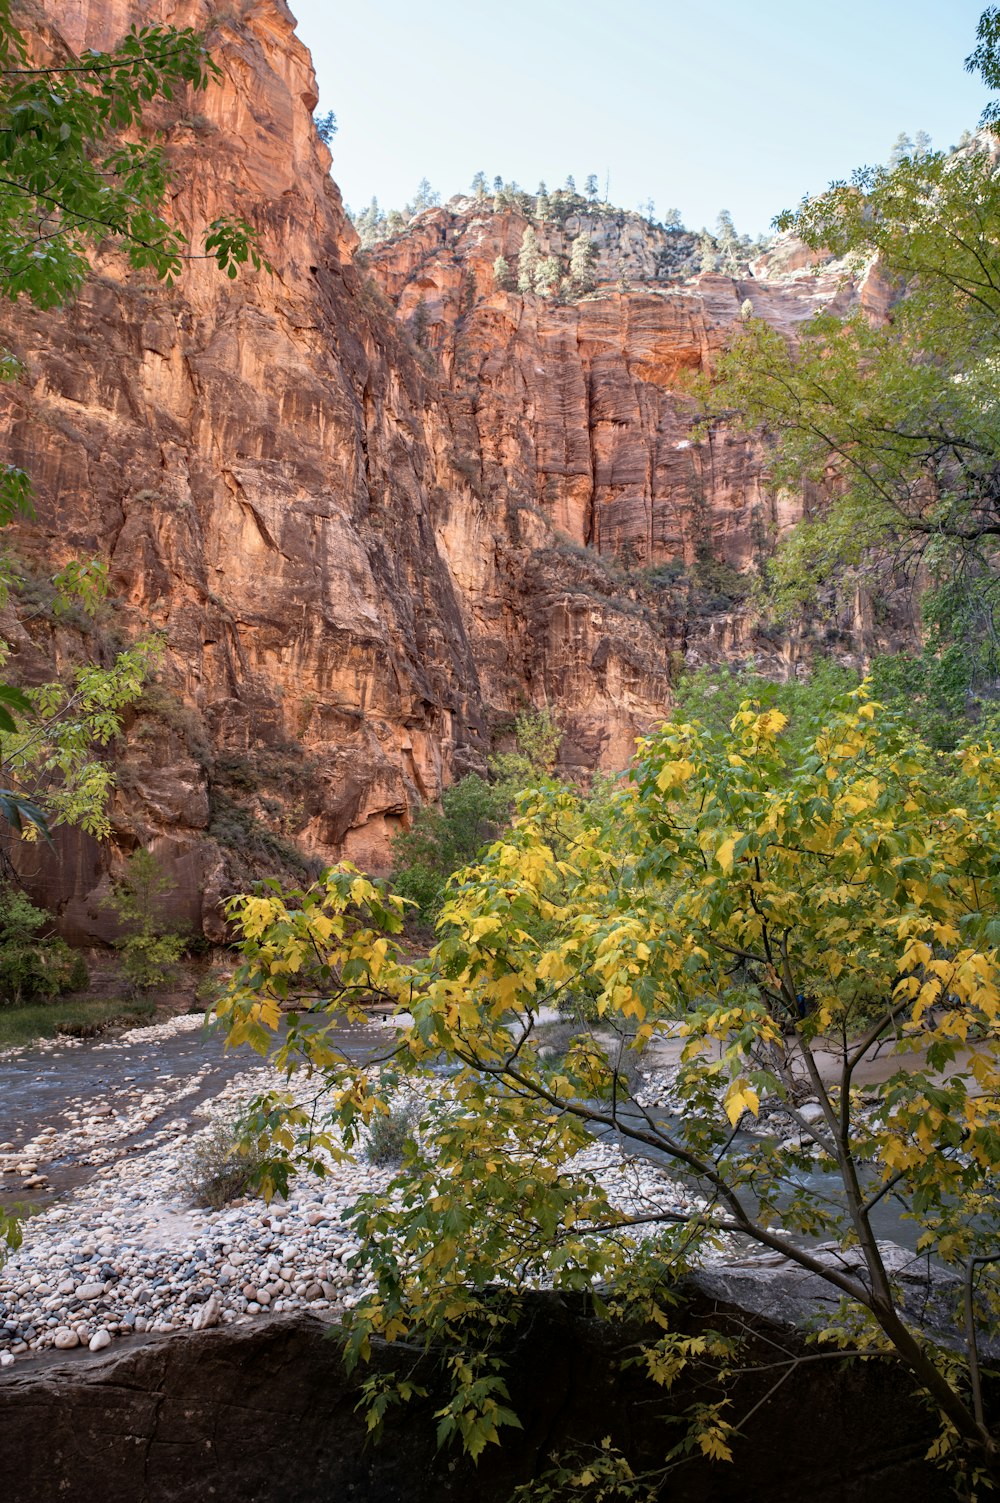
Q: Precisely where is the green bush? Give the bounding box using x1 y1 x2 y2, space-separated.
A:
392 710 565 922
66 952 89 992
118 930 186 994
392 774 509 923
364 1101 419 1166
0 884 79 1006
187 1115 267 1208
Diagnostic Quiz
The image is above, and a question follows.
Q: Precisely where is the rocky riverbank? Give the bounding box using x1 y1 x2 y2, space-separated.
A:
0 1017 711 1365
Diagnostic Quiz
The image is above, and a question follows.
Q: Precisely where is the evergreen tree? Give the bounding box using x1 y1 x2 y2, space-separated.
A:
492 254 514 291
888 131 915 167
535 254 562 297
410 177 440 214
536 180 548 196
564 173 576 193
386 209 406 235
662 208 684 230
715 209 742 274
411 299 430 347
354 196 386 248
698 230 718 273
314 110 337 145
493 175 504 193
517 225 541 292
914 129 933 158
536 190 551 218
568 233 598 294
585 173 599 201
471 171 488 200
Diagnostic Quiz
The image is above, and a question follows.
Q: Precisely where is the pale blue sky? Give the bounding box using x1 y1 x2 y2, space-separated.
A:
291 1 991 237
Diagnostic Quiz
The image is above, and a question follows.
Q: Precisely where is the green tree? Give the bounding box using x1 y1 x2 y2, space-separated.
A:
221 694 1000 1488
516 225 541 293
0 883 77 1006
662 207 683 230
568 233 597 295
564 173 576 194
714 209 742 274
409 177 439 214
353 195 386 247
888 130 916 167
697 230 717 272
584 173 599 201
0 13 265 328
534 253 562 298
392 709 563 921
470 170 488 200
105 847 186 995
492 254 514 291
967 4 1000 129
705 33 1000 712
314 109 337 145
0 635 159 842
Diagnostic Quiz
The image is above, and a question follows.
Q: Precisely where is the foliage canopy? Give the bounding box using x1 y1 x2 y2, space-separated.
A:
221 691 1000 1489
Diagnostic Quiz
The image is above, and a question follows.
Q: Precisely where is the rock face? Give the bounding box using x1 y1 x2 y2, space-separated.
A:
0 1300 946 1502
368 205 853 572
0 0 875 931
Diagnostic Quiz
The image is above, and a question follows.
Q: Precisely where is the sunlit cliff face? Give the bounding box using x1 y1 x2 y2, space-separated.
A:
2 0 878 937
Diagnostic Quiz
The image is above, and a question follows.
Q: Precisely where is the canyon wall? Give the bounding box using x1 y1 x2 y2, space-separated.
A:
0 0 868 935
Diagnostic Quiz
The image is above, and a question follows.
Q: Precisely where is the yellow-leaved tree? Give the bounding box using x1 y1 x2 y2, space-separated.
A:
219 689 1000 1493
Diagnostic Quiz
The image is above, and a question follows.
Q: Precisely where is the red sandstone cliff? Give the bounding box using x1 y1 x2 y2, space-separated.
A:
0 0 875 937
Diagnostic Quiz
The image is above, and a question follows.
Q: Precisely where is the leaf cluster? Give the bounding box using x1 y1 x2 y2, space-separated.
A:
220 693 1000 1482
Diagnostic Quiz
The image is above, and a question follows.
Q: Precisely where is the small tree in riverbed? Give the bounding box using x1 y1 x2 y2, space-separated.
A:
106 848 186 995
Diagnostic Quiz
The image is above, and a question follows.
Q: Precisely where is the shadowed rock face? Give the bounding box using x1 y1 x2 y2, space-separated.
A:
0 1297 946 1502
0 1 879 932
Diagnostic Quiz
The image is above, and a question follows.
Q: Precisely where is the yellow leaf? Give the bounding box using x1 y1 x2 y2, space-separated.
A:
724 1081 759 1125
716 837 737 873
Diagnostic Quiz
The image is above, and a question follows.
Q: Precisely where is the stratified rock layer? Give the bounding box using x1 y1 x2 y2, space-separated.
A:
0 0 868 930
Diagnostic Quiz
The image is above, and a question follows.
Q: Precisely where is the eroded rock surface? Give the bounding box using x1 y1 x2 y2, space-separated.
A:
0 1297 945 1502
